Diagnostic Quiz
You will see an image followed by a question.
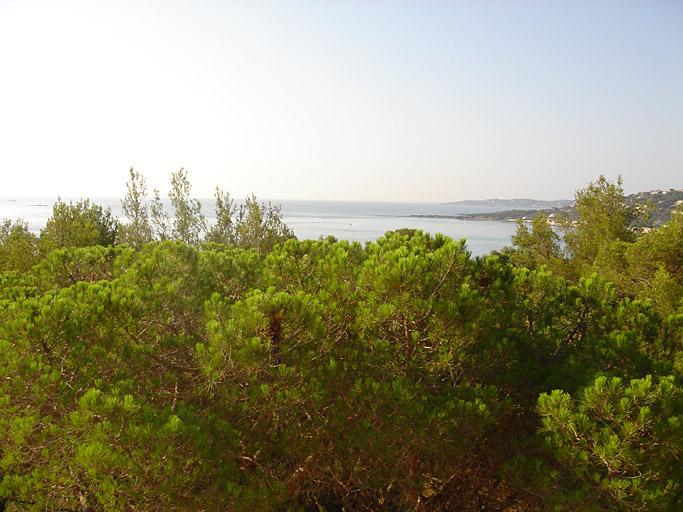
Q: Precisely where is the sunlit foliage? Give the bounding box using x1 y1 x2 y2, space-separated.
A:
0 175 681 511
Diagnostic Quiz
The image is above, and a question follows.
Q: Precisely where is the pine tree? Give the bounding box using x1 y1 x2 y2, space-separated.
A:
119 167 153 248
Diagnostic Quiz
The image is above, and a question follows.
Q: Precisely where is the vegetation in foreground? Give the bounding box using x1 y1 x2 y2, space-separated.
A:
0 171 681 511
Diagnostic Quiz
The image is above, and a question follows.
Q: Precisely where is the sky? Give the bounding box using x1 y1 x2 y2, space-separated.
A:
0 0 681 202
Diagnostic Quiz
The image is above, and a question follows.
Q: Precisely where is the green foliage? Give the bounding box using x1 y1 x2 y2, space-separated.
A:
538 375 683 510
124 169 293 252
0 175 681 511
508 177 682 313
554 175 635 286
149 187 170 241
0 219 39 272
206 192 295 252
40 198 119 251
510 214 566 274
118 167 153 248
564 176 635 265
231 195 295 253
624 206 683 315
206 186 236 244
168 167 206 244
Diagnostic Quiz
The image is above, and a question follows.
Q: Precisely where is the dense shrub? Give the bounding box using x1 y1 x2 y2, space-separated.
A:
0 175 681 510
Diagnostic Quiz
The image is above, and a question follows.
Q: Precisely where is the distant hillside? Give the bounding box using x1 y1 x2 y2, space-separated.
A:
444 198 572 210
628 188 683 226
420 188 683 227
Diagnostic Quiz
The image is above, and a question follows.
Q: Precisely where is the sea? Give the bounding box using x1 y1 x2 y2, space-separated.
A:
0 197 520 256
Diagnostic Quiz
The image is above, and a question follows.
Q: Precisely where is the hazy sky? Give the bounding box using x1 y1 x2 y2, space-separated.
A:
1 0 681 201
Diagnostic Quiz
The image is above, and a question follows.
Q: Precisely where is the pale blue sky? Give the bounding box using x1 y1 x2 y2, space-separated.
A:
0 0 681 201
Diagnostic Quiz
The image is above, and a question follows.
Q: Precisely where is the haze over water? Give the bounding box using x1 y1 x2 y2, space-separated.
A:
0 197 518 256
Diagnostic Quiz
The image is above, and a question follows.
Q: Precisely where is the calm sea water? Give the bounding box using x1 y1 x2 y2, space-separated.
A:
0 197 519 256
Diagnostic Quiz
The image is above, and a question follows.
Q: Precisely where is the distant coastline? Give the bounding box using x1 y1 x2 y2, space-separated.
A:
424 188 683 228
442 198 572 210
409 208 566 224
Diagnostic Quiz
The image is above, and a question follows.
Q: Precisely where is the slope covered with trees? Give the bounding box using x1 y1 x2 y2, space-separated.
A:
0 173 681 511
447 185 683 228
